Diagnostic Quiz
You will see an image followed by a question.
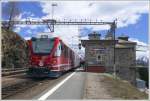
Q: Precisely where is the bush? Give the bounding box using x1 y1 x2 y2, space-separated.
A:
138 68 149 88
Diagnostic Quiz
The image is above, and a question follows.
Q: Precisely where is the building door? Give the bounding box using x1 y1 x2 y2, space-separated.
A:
96 54 105 65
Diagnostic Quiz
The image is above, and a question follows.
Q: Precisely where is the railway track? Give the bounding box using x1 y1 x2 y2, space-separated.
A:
2 68 27 72
2 68 28 77
2 78 50 99
2 69 74 99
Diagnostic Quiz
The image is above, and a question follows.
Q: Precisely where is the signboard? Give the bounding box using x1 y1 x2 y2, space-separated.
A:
92 48 106 51
91 48 106 54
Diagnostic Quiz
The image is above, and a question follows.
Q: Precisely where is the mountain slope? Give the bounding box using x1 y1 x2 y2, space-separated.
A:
2 28 29 69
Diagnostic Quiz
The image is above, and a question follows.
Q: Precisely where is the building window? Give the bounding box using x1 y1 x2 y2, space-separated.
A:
97 54 105 62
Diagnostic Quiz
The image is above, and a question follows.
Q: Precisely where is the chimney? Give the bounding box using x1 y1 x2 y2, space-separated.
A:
88 32 101 40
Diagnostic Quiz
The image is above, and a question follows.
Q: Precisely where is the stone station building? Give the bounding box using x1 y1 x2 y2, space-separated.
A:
81 32 137 85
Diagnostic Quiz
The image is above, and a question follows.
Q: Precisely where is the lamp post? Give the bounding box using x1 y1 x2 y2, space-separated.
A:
51 3 57 20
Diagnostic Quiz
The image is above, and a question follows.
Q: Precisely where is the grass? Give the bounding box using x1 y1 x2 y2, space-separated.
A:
101 73 148 99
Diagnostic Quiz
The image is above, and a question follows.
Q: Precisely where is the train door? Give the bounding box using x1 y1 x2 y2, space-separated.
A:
54 43 62 57
70 51 74 67
54 42 62 66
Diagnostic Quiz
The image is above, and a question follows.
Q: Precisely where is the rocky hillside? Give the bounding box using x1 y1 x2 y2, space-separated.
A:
2 28 29 69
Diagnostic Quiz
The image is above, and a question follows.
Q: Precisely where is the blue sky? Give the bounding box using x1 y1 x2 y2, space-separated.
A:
116 14 148 43
79 13 148 43
2 1 149 58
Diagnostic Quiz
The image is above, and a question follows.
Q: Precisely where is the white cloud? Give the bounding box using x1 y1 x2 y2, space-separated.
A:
11 11 44 32
136 51 149 59
26 29 32 34
13 13 23 20
129 38 149 59
24 37 31 40
22 11 35 17
14 25 46 31
40 1 149 30
53 25 80 46
129 38 147 46
13 27 21 33
80 36 88 40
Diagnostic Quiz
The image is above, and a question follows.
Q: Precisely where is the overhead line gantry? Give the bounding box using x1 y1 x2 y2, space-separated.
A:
2 19 116 32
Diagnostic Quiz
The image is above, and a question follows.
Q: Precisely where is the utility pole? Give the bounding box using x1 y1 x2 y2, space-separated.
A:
78 25 82 50
112 19 117 78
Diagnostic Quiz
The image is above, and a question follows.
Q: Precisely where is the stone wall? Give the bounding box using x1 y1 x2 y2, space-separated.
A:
115 48 136 85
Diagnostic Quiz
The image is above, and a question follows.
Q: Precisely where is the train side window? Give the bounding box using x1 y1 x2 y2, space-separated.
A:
60 44 64 52
64 46 68 57
64 46 67 57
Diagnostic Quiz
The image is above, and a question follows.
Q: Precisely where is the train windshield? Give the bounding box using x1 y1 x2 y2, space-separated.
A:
32 38 54 54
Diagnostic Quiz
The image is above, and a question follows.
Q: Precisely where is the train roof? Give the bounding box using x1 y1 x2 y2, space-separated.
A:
36 32 58 39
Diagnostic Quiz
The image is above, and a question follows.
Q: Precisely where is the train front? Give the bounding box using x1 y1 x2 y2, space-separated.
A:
27 35 60 78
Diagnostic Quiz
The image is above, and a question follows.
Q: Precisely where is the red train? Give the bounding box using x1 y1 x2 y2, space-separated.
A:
27 35 80 77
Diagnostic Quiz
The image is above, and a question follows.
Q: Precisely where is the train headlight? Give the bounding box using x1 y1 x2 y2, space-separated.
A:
39 61 44 66
53 60 57 64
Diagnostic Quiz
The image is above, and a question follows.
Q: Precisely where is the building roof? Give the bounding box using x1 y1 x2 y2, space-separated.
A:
81 40 118 47
115 44 135 49
81 39 136 48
